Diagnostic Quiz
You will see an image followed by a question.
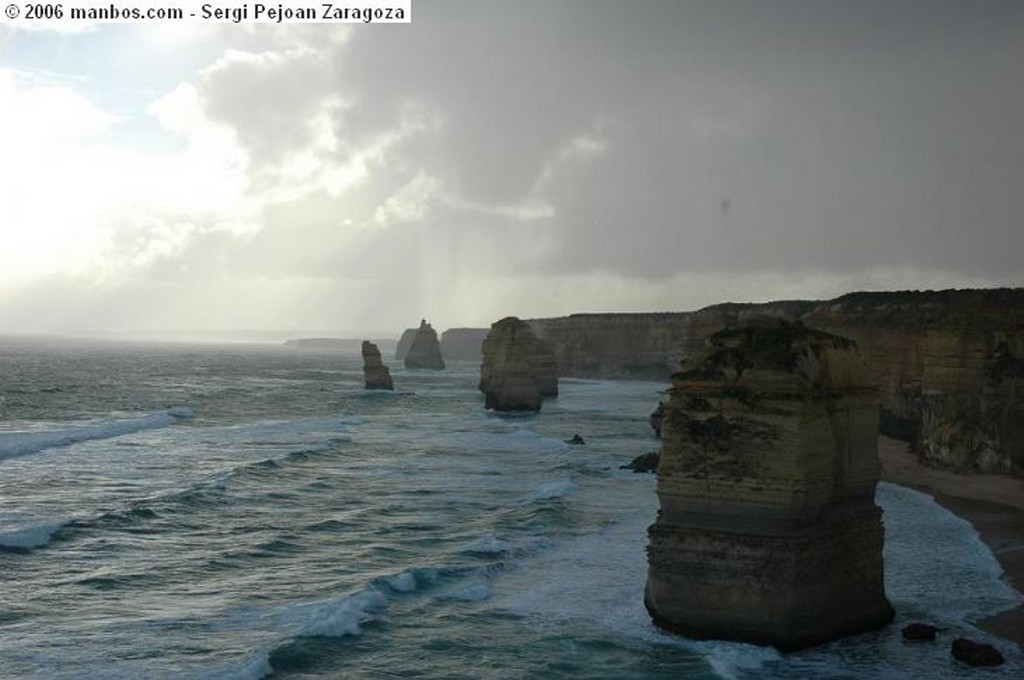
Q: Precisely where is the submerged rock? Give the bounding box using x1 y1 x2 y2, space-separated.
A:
404 320 446 370
901 622 939 641
479 316 559 412
645 317 894 651
565 434 586 445
361 341 394 390
951 638 1005 666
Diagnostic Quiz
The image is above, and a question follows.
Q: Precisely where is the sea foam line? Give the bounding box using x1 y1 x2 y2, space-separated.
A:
0 408 195 461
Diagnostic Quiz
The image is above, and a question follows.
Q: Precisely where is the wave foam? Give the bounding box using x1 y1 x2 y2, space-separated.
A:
0 408 195 461
0 518 69 550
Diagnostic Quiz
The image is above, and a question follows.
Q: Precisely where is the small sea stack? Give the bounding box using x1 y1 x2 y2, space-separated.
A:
361 341 394 390
645 317 894 650
479 316 559 412
404 319 446 370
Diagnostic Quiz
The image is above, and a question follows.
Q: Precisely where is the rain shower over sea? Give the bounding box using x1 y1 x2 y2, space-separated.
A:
0 337 1020 679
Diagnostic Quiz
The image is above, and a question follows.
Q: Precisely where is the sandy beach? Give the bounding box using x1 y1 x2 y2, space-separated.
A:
878 436 1024 649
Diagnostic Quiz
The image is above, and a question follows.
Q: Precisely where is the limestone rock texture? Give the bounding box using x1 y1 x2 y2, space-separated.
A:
361 341 394 390
479 317 559 412
404 320 446 370
803 289 1024 473
645 317 894 651
440 328 488 362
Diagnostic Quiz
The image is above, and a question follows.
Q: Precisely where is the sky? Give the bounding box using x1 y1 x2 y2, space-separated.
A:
1 1 1022 339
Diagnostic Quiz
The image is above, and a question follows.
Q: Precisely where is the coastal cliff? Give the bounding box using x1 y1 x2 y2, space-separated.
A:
527 301 817 380
645 318 893 650
803 289 1024 473
440 328 488 362
528 288 1024 474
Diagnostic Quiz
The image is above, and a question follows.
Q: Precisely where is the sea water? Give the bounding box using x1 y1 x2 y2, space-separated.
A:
0 337 1020 679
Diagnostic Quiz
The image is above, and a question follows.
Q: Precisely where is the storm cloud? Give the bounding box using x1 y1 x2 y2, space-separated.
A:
1 1 1021 337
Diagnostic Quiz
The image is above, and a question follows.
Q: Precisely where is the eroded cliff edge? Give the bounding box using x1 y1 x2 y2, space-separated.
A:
803 289 1024 473
645 318 893 650
528 288 1024 473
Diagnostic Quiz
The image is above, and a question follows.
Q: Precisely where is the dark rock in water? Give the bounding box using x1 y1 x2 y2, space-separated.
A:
621 452 659 473
645 317 893 651
901 622 939 641
951 638 1005 666
650 402 664 438
479 316 559 412
565 434 586 445
361 341 394 390
404 320 446 370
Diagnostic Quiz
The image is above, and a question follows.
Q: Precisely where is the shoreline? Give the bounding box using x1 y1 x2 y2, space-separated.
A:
878 436 1024 650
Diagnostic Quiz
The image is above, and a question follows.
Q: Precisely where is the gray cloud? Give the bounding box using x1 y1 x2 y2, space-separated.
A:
3 1 1022 336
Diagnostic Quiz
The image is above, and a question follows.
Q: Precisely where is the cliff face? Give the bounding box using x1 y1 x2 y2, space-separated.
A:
361 341 394 390
479 317 558 412
802 289 1024 473
645 318 893 650
528 301 818 380
440 328 488 362
404 320 446 370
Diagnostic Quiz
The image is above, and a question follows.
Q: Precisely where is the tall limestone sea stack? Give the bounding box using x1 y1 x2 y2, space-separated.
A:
404 320 445 370
479 316 559 412
645 318 893 650
361 341 394 390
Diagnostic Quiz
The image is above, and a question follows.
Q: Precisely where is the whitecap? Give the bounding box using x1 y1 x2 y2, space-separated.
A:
383 572 418 593
529 478 574 502
0 409 195 461
188 650 273 680
0 519 69 550
461 534 509 555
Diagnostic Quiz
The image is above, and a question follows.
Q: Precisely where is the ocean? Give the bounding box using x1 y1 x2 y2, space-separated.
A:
0 337 1020 679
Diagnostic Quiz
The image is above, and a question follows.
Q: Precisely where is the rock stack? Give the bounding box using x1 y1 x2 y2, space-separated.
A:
361 341 394 390
479 316 559 412
645 317 894 650
404 319 446 370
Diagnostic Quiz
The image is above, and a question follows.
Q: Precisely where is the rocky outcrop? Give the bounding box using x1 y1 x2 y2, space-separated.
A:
803 289 1024 473
479 317 559 412
951 638 1005 666
440 328 488 361
622 452 659 473
404 320 445 370
645 318 893 650
361 341 394 390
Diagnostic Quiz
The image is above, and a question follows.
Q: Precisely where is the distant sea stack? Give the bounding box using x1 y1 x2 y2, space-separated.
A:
440 328 488 362
479 316 559 412
361 341 394 390
645 318 893 650
404 319 446 370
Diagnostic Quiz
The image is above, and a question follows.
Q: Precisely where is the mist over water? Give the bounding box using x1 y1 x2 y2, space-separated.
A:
0 338 1019 678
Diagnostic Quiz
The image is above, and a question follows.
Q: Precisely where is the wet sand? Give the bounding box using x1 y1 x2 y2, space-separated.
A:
878 436 1024 649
